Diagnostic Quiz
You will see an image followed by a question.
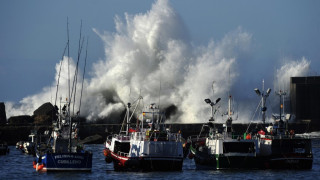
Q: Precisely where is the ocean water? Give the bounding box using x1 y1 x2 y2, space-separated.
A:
1 139 320 180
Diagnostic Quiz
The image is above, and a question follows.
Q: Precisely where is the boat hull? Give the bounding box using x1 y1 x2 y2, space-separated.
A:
193 153 260 169
215 155 260 169
263 155 313 169
112 156 183 171
259 138 313 169
35 152 92 171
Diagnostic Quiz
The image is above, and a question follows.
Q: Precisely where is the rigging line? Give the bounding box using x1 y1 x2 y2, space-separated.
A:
71 37 84 114
54 43 68 106
128 97 142 122
78 37 88 116
70 21 84 114
73 20 84 108
158 77 161 110
67 17 70 106
246 99 262 133
66 17 72 153
120 112 127 134
128 94 143 107
251 99 262 121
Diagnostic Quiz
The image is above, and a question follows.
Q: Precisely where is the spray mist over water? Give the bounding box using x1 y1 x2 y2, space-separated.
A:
6 0 312 123
274 57 310 92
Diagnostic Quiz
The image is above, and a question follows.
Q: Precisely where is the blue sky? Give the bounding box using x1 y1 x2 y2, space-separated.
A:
1 0 320 115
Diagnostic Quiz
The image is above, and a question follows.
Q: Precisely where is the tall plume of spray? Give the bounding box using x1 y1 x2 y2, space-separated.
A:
89 0 249 123
6 0 312 123
274 57 310 92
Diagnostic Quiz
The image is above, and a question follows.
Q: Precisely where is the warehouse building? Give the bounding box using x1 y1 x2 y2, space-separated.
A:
290 76 320 124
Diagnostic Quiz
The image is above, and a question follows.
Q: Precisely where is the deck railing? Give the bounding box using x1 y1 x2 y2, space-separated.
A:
117 151 129 157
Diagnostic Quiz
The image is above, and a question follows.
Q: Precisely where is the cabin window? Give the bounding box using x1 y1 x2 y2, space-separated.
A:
223 142 255 153
114 141 130 153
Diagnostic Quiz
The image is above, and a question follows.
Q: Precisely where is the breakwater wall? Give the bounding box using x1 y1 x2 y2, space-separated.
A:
0 122 315 145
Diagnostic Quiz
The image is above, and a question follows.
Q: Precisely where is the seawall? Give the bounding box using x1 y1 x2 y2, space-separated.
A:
0 122 315 145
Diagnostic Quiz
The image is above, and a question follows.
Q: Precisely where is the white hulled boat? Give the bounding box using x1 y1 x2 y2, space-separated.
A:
189 95 260 169
104 97 183 171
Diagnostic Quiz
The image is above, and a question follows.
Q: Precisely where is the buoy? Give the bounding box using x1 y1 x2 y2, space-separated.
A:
246 134 251 140
103 149 108 156
34 162 44 171
37 164 44 171
33 161 37 169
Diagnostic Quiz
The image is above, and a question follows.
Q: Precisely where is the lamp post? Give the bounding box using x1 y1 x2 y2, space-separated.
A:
254 80 271 125
204 98 221 122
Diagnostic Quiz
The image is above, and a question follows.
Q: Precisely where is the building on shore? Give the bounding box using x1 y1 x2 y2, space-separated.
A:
290 76 320 124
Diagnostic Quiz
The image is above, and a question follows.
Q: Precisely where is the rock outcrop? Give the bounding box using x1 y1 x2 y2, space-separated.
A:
0 102 6 124
33 102 57 124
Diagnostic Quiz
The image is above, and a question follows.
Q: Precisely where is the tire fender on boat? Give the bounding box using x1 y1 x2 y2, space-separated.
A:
188 153 194 159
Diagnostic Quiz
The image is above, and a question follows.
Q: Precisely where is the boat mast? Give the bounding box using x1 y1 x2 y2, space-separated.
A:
276 90 287 132
228 96 232 118
67 18 73 153
254 80 271 125
78 39 88 116
204 85 221 136
204 82 221 123
54 44 68 107
126 103 131 136
71 20 84 115
225 95 233 134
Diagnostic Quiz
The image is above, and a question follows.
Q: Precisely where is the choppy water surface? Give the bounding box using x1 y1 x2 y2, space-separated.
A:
1 139 320 180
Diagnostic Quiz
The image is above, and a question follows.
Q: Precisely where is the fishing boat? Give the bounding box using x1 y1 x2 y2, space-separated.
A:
33 102 92 172
104 97 184 171
16 141 25 153
21 130 37 155
189 95 260 169
253 86 313 169
33 20 92 172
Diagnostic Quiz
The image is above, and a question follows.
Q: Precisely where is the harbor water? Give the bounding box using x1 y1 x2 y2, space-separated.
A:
1 139 320 180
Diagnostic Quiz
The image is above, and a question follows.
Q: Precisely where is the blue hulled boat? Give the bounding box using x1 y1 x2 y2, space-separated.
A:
33 20 92 171
33 102 93 172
